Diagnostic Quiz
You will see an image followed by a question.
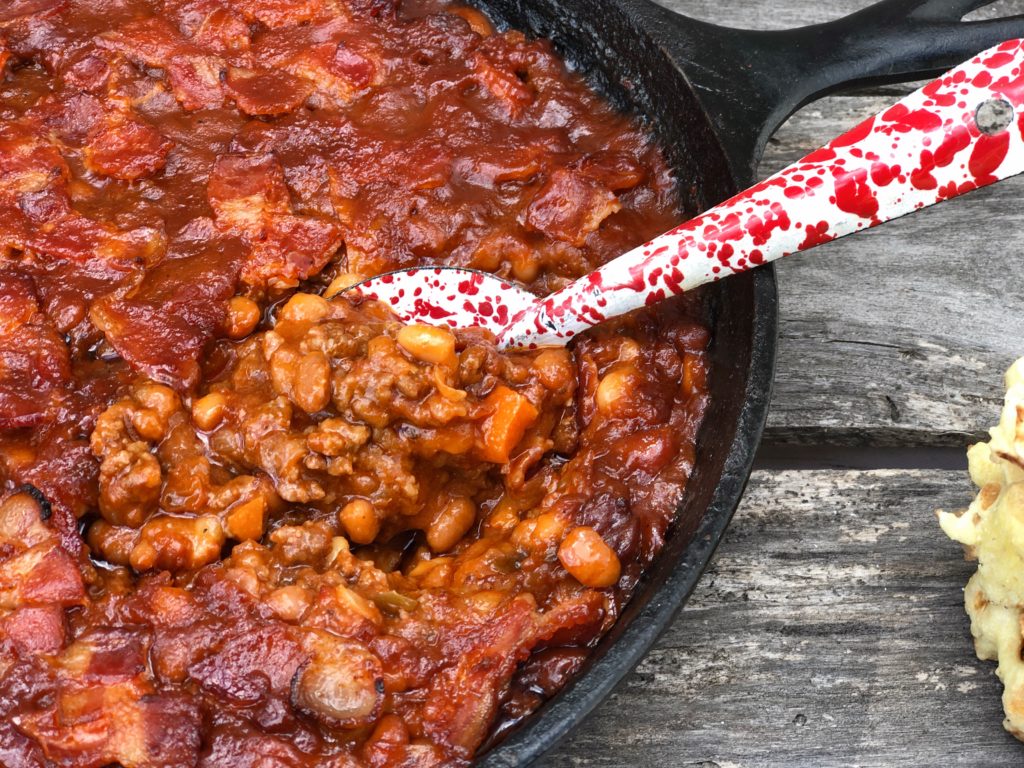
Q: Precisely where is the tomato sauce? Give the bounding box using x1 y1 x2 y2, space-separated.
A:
0 0 710 765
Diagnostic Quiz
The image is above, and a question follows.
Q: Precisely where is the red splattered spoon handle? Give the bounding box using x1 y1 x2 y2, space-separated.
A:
498 39 1024 349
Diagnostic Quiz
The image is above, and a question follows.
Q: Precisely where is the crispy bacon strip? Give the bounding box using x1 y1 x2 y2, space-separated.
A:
525 167 620 246
198 724 312 768
208 153 342 290
0 491 85 612
0 127 70 204
91 238 244 389
207 152 292 226
0 0 66 24
472 50 533 117
82 113 174 181
254 18 381 107
98 17 225 110
0 272 71 429
27 216 166 268
227 0 334 30
16 630 203 768
223 67 314 116
165 0 251 53
0 126 166 268
32 92 173 181
1 606 66 655
420 598 537 759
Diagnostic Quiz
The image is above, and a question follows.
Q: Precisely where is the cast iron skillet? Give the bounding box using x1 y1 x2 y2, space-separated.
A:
472 1 1024 764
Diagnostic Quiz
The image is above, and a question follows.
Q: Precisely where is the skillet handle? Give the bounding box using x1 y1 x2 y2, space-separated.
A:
639 0 1024 183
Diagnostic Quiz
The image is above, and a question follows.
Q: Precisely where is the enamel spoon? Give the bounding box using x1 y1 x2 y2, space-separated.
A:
348 38 1024 349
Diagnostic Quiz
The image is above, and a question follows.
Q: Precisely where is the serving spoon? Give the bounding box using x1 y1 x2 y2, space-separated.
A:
348 38 1024 349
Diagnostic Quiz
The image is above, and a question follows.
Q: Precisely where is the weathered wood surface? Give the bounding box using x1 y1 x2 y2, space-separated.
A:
541 470 1023 767
663 0 1024 446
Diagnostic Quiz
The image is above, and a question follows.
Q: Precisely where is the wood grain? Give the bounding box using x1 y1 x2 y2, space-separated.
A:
540 470 1022 767
654 0 1024 446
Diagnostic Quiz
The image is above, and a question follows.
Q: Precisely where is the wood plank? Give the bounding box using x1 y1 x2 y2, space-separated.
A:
539 469 1023 766
649 0 1024 446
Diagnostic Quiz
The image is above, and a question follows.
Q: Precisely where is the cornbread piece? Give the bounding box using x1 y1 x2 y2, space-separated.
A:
939 358 1024 738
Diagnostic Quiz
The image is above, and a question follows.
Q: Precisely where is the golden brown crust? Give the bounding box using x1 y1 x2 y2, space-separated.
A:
939 358 1024 739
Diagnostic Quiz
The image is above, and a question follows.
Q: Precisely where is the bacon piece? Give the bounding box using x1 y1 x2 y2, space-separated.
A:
61 51 113 92
0 36 11 73
455 145 548 187
244 213 342 289
130 583 206 683
227 0 332 29
18 649 203 768
361 724 447 768
165 0 251 53
0 648 52 768
26 215 165 269
150 624 219 686
330 40 377 90
30 92 106 147
0 273 39 336
525 167 621 246
64 628 149 684
0 0 66 23
420 598 537 759
96 17 183 65
283 43 368 106
0 429 100 556
0 546 86 610
0 490 85 612
82 114 173 181
223 67 314 116
472 49 533 117
209 153 342 289
256 20 381 106
579 151 646 191
208 152 291 229
90 239 244 389
166 54 225 110
32 91 174 180
0 723 48 768
533 588 606 647
0 126 166 267
200 725 313 768
0 272 70 429
0 128 70 203
188 623 305 703
0 204 27 259
98 18 226 111
1 606 66 655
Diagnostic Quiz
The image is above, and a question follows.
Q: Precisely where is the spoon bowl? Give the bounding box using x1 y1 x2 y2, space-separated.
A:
346 266 539 341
